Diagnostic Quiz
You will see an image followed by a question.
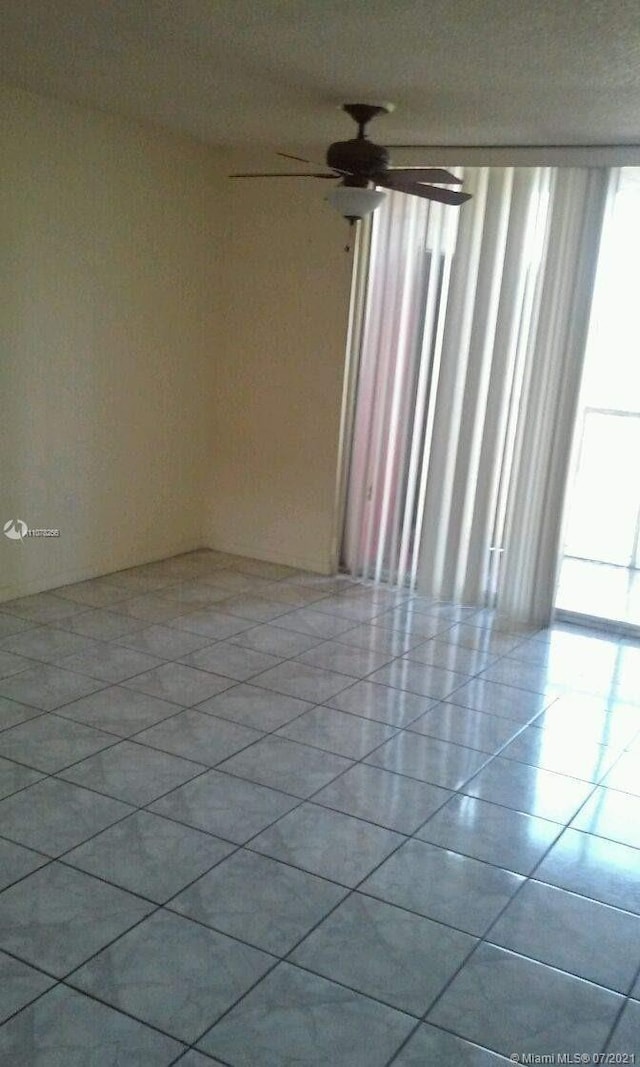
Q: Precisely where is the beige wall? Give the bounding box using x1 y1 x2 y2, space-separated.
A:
0 87 221 600
1 90 355 600
205 150 354 574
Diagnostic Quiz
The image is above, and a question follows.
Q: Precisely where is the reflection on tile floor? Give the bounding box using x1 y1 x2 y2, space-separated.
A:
0 549 638 1064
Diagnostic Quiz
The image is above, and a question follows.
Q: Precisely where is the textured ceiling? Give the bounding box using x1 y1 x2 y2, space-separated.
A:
2 0 640 149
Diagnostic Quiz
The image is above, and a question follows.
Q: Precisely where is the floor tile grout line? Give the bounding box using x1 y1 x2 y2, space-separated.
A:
52 747 212 806
323 685 548 727
473 729 631 780
55 802 248 896
384 1022 427 1065
0 944 67 986
624 957 640 1001
0 672 116 715
0 640 361 722
250 951 425 1020
406 818 566 876
328 643 562 708
48 690 233 738
479 918 639 994
158 598 387 646
11 726 276 1026
169 1048 215 1066
602 953 640 1051
58 900 281 1016
0 693 271 833
385 1016 514 1066
217 768 449 834
62 841 243 911
206 679 510 832
56 968 202 1049
0 708 51 738
177 954 285 1052
0 755 267 902
404 722 621 801
525 769 633 885
0 807 144 897
0 738 124 794
0 974 68 1034
603 996 634 1054
0 691 55 719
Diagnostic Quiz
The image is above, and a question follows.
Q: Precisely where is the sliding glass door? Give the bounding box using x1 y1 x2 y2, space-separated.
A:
562 409 640 569
556 168 640 630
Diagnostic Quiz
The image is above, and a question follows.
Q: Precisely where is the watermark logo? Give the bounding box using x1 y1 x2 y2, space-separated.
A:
3 520 60 541
3 519 28 541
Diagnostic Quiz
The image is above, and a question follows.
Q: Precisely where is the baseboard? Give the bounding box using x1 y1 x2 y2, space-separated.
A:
0 539 206 604
201 537 334 577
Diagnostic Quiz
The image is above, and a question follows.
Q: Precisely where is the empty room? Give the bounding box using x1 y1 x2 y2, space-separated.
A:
1 2 639 1064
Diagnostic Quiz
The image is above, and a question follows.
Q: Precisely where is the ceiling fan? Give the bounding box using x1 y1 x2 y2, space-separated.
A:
230 103 472 222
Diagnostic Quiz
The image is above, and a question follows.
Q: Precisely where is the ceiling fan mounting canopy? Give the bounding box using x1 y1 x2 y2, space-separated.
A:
342 103 393 126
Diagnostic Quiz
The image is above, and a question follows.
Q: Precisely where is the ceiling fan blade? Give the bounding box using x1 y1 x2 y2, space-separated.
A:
386 167 462 184
230 172 336 179
277 152 353 177
377 174 471 205
277 151 320 165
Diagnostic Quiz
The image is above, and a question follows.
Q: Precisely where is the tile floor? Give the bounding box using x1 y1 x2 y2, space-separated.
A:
0 549 638 1064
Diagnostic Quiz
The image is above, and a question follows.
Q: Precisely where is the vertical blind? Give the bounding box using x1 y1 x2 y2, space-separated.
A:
342 165 612 627
341 186 460 588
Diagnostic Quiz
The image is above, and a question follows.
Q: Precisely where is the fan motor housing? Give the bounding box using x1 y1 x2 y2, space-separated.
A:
326 137 390 178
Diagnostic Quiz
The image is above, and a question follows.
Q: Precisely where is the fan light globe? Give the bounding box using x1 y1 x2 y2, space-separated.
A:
326 186 386 222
